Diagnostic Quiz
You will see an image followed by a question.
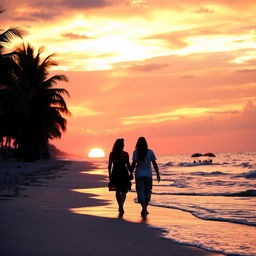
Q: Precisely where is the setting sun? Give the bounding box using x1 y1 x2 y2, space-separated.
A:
88 148 105 158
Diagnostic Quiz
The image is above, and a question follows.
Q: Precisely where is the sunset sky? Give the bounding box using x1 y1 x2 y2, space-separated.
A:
1 0 256 157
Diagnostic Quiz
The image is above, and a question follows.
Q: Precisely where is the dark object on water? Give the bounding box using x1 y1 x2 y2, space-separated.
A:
204 152 216 157
191 153 203 157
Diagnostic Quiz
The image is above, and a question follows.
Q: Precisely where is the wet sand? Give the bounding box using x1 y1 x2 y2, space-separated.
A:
0 160 223 256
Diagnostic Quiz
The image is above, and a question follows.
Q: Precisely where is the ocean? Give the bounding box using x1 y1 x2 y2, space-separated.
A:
138 152 256 256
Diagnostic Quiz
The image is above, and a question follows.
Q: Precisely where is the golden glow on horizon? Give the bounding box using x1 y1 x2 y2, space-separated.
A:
88 148 106 158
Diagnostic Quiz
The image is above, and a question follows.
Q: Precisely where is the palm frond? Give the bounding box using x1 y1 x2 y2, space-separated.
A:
42 75 68 89
0 27 22 44
51 106 71 115
38 54 57 78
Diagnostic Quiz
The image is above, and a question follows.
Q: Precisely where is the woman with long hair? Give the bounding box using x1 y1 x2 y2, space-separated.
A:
131 137 160 217
108 138 132 214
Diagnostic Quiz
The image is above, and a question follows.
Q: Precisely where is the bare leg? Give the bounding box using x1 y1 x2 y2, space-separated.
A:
143 178 152 215
119 192 126 213
120 192 126 206
115 191 126 213
115 191 121 211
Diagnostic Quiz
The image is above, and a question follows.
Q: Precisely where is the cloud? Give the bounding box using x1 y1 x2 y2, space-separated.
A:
13 16 37 22
194 6 215 14
3 0 115 22
11 5 60 21
234 39 247 43
119 101 256 140
129 0 149 7
207 110 239 115
29 0 113 10
120 102 253 127
243 100 256 112
179 75 196 80
121 107 213 125
69 105 103 117
61 33 93 40
237 69 256 73
95 53 118 58
30 11 59 20
141 21 248 51
143 32 187 49
60 0 113 9
129 63 168 72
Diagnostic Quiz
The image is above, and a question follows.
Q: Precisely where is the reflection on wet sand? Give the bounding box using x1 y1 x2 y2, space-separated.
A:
69 187 145 223
80 168 107 176
69 187 205 226
69 186 256 256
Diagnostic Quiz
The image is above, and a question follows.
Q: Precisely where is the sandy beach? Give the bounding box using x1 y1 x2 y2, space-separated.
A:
0 159 69 197
0 160 223 256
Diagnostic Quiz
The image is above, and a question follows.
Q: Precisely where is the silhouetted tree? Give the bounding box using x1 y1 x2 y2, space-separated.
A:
0 10 70 161
0 11 23 158
13 43 70 161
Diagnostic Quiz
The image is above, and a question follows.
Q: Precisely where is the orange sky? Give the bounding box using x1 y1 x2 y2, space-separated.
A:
1 0 256 157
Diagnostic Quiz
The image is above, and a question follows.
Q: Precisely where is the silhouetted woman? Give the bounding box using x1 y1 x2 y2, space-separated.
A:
131 137 160 217
108 138 132 214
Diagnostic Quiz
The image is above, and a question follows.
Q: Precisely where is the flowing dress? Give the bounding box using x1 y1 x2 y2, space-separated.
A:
109 152 131 192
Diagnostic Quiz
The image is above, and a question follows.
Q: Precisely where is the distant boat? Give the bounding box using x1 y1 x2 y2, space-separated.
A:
191 152 215 164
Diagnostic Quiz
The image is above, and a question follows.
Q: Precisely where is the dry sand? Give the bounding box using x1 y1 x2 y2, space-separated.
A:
0 160 223 256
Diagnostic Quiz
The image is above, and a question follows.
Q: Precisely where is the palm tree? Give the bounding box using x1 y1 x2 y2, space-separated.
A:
0 10 70 161
0 10 23 157
13 43 70 161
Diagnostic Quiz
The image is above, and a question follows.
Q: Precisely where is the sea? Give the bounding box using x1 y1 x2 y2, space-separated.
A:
140 152 256 256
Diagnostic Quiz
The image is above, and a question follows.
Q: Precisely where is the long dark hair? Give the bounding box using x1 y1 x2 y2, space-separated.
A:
136 137 148 161
112 138 124 155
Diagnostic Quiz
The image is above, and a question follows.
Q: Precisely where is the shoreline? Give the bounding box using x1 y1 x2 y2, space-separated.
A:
82 162 256 256
0 160 223 256
71 181 228 256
